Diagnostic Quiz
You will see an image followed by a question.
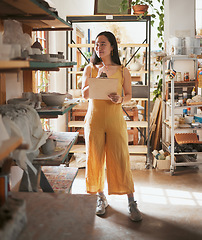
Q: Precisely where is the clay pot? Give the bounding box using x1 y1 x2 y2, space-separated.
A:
130 61 142 71
132 5 148 15
41 138 56 155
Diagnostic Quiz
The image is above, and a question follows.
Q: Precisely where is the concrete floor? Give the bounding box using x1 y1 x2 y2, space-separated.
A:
72 165 202 240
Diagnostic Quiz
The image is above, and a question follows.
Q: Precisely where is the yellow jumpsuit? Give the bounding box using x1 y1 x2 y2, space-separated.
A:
84 64 134 195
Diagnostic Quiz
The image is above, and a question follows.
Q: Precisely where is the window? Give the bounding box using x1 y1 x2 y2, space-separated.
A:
32 31 50 131
32 31 50 93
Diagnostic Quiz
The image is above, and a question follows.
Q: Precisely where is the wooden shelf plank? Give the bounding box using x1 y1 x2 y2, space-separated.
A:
69 145 86 153
130 70 148 74
68 43 149 48
69 121 84 128
69 71 83 74
0 60 77 71
131 98 148 101
0 60 30 69
66 15 151 23
0 0 72 30
126 121 148 128
0 136 22 162
128 145 147 154
68 120 148 128
69 70 148 75
37 104 77 118
28 61 77 70
69 144 148 154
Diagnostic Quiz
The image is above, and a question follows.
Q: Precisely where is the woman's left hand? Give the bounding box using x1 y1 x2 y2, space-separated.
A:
108 93 122 104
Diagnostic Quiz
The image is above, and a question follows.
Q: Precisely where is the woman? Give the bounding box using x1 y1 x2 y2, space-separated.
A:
82 31 142 222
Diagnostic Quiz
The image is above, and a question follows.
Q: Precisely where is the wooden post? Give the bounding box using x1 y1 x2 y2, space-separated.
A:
22 24 33 92
23 70 35 92
0 74 6 104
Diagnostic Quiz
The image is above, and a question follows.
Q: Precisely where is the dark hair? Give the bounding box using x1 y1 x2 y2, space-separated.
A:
91 31 121 66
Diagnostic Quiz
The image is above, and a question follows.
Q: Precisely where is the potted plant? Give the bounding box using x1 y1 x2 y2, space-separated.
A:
130 53 142 71
131 1 149 15
79 51 92 71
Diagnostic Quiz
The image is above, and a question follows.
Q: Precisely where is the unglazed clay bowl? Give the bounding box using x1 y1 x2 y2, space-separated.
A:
41 92 67 106
7 98 31 105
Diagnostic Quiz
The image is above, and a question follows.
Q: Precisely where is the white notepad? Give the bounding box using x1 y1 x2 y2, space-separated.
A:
88 78 118 100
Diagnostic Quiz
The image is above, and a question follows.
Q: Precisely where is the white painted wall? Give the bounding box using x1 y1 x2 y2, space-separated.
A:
196 0 202 35
164 0 195 40
48 0 95 132
6 73 23 101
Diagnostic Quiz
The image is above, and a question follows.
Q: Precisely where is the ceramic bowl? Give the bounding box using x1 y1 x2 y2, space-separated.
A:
41 92 67 106
7 97 31 105
185 115 194 124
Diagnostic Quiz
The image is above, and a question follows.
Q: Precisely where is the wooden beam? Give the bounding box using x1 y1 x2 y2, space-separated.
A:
0 73 6 104
0 20 4 31
23 70 34 92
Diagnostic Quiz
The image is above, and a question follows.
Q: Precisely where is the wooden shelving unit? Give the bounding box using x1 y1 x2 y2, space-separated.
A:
67 15 151 166
0 2 76 165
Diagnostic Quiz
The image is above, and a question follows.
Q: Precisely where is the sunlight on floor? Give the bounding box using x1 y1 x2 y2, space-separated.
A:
72 178 202 206
137 186 202 206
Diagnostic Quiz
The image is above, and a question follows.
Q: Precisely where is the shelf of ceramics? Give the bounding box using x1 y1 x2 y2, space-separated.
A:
0 0 72 31
0 60 77 71
37 103 77 118
165 101 202 109
33 132 79 165
68 43 149 48
0 136 22 162
28 61 77 70
163 121 190 129
162 120 201 130
163 55 197 61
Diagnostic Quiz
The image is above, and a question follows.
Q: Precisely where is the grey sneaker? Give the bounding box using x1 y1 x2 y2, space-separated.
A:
96 195 108 216
128 201 142 222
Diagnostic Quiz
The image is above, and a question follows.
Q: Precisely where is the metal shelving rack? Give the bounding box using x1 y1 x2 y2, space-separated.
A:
162 55 202 175
66 15 151 167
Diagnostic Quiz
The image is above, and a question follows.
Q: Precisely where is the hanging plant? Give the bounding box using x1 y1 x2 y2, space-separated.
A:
120 0 164 50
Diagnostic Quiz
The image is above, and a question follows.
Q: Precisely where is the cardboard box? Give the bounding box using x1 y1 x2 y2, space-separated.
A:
153 157 171 170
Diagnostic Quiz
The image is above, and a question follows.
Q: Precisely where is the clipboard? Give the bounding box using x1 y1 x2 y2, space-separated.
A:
88 77 118 100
